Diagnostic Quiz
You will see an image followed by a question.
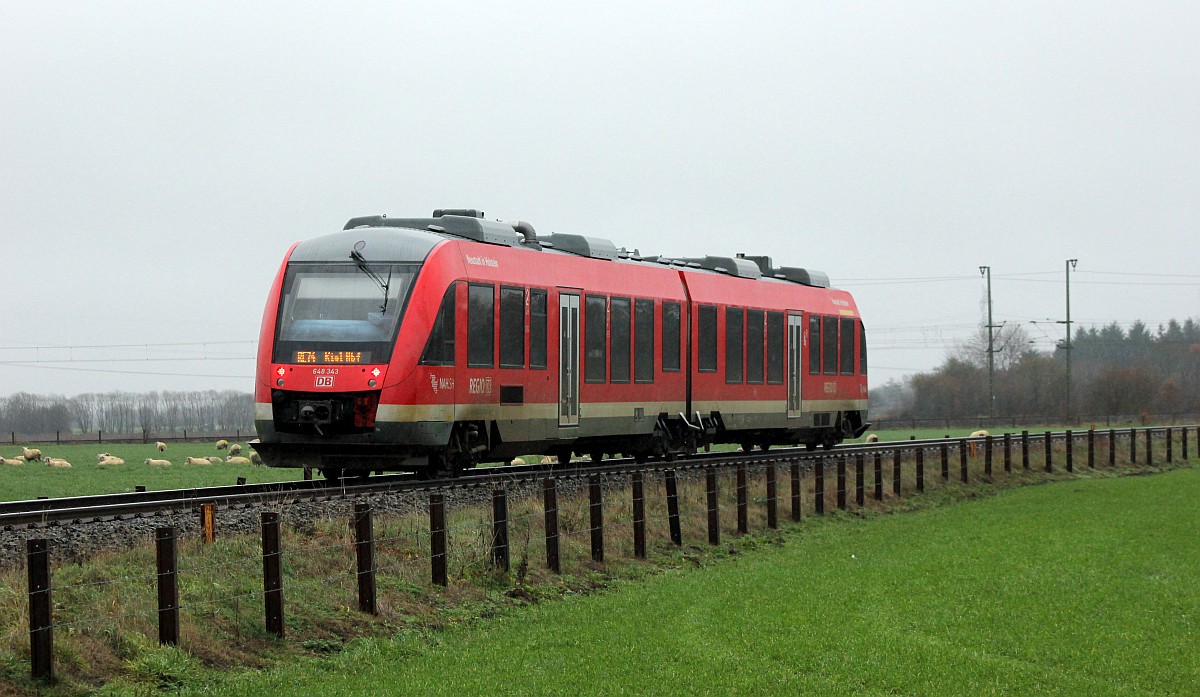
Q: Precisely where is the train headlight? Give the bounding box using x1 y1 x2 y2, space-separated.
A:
276 378 285 387
368 379 377 387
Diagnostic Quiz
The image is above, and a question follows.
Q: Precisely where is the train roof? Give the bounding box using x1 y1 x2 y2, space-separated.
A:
336 210 832 289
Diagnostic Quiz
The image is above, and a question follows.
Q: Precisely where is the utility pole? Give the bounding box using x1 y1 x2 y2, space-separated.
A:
1064 259 1078 423
980 266 995 418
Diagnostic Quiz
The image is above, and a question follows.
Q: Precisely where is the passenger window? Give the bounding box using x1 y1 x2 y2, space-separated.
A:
529 289 547 370
725 306 744 384
766 311 784 384
840 317 855 375
747 309 764 384
662 301 681 372
822 315 838 375
610 297 631 383
585 294 607 383
859 320 867 375
808 315 822 375
468 284 494 368
419 282 456 366
499 287 525 368
635 298 654 383
698 304 717 372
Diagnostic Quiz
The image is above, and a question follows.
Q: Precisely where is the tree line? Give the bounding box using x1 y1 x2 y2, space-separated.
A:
873 318 1200 420
0 390 254 436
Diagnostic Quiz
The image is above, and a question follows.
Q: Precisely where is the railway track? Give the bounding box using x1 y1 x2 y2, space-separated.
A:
0 428 1175 531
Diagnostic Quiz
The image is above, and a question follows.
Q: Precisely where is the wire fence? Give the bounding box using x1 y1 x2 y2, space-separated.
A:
4 424 1197 683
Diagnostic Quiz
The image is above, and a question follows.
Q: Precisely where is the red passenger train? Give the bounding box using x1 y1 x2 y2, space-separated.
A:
252 210 869 479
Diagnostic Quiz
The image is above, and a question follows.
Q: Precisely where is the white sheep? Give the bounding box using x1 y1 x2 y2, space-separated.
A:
865 433 879 443
98 455 125 466
970 429 990 438
21 447 42 462
225 456 251 465
46 458 72 468
155 441 168 452
184 456 211 465
228 443 242 456
96 452 113 462
249 451 263 465
206 456 222 464
144 458 172 466
1 457 24 466
510 457 526 465
215 439 229 450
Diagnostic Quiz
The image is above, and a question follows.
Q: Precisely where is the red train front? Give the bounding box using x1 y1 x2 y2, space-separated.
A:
253 210 868 479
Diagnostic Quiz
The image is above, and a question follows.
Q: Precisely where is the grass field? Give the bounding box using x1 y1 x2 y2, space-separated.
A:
0 442 305 502
168 464 1200 696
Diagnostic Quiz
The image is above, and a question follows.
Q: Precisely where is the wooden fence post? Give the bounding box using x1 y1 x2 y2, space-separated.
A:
492 489 509 572
871 452 882 500
1130 427 1137 464
736 463 749 534
706 469 721 544
665 469 682 545
27 538 52 681
1066 430 1074 472
1044 432 1053 473
156 527 179 645
632 472 646 559
199 503 216 544
984 435 993 478
892 450 902 497
1166 427 1173 464
1182 426 1188 461
836 457 847 510
916 448 925 493
959 439 969 483
766 464 778 530
855 453 865 506
543 478 560 572
940 443 949 482
589 474 604 562
261 512 284 638
1004 433 1012 473
430 494 447 587
790 462 802 522
1146 428 1153 466
1022 430 1030 469
814 457 825 515
1109 429 1117 467
1088 429 1095 469
352 504 377 615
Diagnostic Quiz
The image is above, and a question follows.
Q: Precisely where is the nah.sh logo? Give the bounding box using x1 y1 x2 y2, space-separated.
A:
315 376 335 388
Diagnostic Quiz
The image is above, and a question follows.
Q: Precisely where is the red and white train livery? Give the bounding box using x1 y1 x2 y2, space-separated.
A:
252 210 868 478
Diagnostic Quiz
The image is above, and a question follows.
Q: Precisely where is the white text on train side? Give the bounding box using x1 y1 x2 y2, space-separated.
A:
465 255 499 268
469 377 493 395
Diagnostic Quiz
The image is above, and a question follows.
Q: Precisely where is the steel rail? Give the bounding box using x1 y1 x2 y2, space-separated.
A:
3 426 1188 530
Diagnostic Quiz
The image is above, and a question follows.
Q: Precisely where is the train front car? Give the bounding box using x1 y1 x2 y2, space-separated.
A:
253 225 454 479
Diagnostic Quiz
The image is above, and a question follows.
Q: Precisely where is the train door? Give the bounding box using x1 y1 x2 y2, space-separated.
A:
558 291 580 427
787 313 803 418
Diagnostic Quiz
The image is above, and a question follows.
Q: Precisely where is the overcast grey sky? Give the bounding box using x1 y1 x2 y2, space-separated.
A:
2 1 1197 397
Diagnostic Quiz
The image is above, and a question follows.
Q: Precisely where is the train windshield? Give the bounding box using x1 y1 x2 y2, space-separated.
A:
272 262 419 364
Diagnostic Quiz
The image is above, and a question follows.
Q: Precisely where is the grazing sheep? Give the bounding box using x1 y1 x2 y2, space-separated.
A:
225 456 251 465
184 456 211 465
97 452 114 462
215 439 229 450
970 429 990 438
228 443 242 456
155 441 168 452
144 458 172 466
510 457 526 465
206 456 223 464
46 458 72 468
1 457 24 466
21 447 42 462
249 450 263 465
98 455 125 466
865 433 879 443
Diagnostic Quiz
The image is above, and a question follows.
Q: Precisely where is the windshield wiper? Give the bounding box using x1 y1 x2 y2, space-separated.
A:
350 240 392 314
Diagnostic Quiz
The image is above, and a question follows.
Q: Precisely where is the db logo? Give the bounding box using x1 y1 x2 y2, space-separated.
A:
315 376 335 388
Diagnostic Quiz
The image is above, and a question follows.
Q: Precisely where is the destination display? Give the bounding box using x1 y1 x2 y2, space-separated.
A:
294 350 368 364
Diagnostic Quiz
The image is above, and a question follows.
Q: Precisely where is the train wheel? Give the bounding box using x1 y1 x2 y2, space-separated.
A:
555 449 572 465
320 467 343 482
590 452 604 463
805 442 816 452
